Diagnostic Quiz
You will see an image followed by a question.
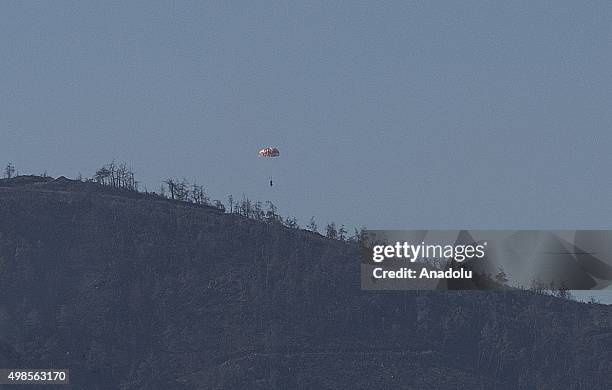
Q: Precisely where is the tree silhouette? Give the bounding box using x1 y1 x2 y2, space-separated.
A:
227 195 234 213
350 227 368 244
265 201 278 222
4 163 16 179
94 167 111 185
239 196 252 218
213 200 225 211
325 222 337 239
94 161 137 190
307 217 318 233
190 183 209 205
253 201 264 221
163 178 178 200
338 224 347 240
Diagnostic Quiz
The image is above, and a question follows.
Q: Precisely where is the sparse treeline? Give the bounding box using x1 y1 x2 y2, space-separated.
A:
3 161 367 242
224 193 366 241
94 161 138 191
224 195 301 230
161 178 207 203
3 162 16 179
226 196 281 222
160 177 226 211
91 161 368 239
528 278 573 300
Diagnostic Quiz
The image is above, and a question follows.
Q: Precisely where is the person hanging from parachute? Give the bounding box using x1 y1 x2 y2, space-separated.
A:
258 147 280 186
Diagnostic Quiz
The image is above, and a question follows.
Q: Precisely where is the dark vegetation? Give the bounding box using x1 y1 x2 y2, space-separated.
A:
7 161 366 242
0 163 611 389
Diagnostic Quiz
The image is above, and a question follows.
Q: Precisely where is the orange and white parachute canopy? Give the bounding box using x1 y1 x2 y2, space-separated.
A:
258 147 280 157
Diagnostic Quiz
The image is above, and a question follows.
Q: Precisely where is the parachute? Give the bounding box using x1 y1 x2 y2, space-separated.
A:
258 147 280 186
258 147 280 158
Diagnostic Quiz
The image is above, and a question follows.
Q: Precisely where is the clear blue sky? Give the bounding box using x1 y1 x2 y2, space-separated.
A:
1 1 611 231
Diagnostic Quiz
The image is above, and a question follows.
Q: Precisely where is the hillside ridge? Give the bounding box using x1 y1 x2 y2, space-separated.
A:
0 176 610 389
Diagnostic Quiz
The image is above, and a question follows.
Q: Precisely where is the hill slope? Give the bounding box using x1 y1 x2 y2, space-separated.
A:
0 177 611 389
